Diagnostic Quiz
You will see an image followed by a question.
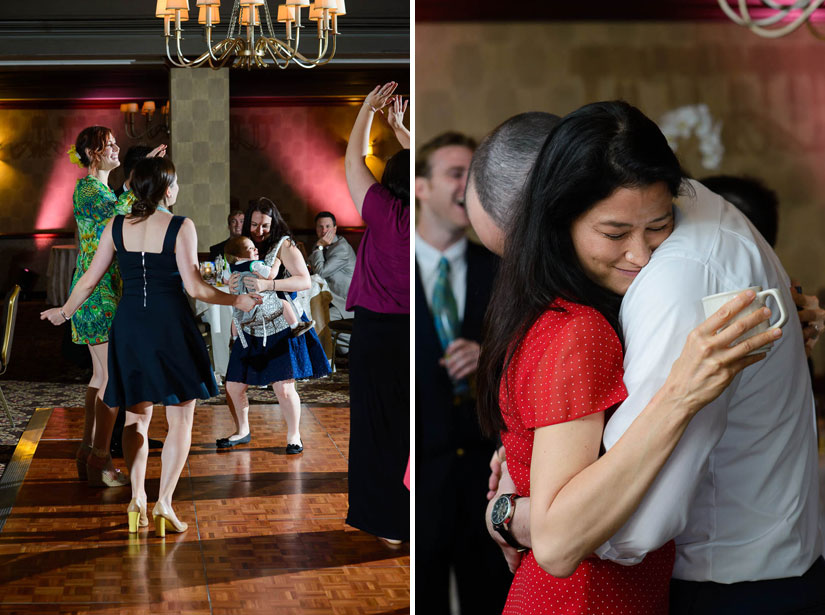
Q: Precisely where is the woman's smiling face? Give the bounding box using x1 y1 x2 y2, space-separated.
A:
570 181 675 296
249 211 272 245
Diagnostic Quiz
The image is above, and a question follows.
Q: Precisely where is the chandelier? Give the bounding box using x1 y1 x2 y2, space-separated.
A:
717 0 825 38
121 101 171 139
155 0 345 69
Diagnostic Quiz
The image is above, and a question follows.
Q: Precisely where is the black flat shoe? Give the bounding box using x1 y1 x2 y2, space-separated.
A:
286 440 303 455
216 433 251 448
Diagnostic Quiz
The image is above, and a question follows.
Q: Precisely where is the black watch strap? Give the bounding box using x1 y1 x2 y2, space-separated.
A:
496 523 527 551
494 494 527 552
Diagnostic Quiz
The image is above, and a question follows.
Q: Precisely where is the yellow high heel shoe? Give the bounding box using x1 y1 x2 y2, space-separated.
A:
86 447 129 488
127 498 149 533
152 501 188 537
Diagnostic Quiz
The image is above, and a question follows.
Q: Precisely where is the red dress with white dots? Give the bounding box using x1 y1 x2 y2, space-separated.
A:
500 299 674 615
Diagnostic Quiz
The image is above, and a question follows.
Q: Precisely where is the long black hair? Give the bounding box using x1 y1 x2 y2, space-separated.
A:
129 157 176 221
476 100 688 437
242 197 292 258
381 149 410 208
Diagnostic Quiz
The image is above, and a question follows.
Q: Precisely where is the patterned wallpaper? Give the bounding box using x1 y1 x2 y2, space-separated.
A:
228 103 397 232
0 78 400 289
417 20 825 372
170 68 231 252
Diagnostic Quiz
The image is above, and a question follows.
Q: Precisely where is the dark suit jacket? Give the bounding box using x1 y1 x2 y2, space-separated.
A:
415 240 499 459
415 240 512 611
209 238 229 261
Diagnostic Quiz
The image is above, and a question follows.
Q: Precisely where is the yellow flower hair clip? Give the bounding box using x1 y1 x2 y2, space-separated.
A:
67 145 84 169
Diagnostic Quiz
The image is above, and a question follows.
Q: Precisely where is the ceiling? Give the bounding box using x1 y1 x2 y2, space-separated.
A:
0 0 409 100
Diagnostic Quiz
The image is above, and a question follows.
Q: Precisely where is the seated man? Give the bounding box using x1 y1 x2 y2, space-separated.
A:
307 211 356 322
209 209 244 261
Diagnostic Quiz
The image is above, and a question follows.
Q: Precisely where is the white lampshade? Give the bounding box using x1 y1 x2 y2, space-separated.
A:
239 0 264 5
195 0 220 4
155 0 174 17
277 5 296 21
330 0 344 15
166 0 189 9
198 5 220 23
315 0 336 8
285 0 310 6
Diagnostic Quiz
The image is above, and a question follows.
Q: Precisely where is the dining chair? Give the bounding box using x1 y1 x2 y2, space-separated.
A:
0 285 21 428
327 318 353 373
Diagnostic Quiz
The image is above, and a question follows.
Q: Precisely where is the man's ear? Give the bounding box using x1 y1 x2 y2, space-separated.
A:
415 176 429 203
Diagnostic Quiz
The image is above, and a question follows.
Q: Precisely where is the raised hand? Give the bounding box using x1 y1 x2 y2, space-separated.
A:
665 290 781 415
386 95 410 148
364 81 398 114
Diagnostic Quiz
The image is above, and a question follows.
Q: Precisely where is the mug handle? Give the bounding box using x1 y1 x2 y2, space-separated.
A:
757 288 788 331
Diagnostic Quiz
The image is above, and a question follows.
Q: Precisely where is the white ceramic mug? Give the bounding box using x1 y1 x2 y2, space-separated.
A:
701 286 789 354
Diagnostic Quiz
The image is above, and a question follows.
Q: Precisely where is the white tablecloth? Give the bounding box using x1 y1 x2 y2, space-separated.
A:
189 275 333 380
46 245 78 306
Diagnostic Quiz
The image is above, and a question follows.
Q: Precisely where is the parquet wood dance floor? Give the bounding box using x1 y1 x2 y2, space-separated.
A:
0 403 410 614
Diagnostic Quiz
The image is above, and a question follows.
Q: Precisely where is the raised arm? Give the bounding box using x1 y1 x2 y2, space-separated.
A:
175 217 260 312
345 82 397 215
41 220 117 325
386 95 410 149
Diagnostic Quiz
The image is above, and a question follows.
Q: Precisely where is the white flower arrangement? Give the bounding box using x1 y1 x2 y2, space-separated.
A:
659 104 724 170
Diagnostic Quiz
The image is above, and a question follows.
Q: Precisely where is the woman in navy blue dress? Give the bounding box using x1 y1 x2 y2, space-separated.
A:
220 198 329 453
43 158 260 536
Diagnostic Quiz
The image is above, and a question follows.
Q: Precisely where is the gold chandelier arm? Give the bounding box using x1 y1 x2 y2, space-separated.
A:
805 17 825 38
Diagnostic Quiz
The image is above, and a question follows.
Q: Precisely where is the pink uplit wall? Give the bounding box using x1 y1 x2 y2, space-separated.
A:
228 103 401 229
0 106 164 235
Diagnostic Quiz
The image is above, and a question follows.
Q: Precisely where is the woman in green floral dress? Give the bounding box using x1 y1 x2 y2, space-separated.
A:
68 126 132 487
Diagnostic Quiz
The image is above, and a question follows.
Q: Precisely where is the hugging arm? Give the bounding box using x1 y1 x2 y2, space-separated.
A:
488 283 776 575
242 243 310 294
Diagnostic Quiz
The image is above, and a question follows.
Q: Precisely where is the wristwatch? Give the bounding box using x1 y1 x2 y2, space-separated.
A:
491 493 527 551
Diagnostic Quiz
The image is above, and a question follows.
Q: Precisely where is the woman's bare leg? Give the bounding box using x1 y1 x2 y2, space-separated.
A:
88 342 117 454
272 379 301 446
156 400 195 521
224 380 250 441
124 403 153 504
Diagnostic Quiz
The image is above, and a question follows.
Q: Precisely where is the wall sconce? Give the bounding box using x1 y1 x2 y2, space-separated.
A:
121 100 170 139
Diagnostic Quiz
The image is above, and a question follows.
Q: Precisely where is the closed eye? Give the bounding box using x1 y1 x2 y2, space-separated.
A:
603 232 626 240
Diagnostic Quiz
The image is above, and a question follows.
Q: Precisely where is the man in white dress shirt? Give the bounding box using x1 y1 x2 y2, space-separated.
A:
473 117 824 612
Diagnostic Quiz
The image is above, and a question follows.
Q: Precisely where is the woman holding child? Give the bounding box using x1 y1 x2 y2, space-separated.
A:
219 198 329 452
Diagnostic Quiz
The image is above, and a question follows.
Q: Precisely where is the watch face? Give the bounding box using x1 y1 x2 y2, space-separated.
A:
491 495 511 526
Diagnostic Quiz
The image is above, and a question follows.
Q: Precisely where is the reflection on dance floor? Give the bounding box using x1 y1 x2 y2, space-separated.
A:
0 403 409 614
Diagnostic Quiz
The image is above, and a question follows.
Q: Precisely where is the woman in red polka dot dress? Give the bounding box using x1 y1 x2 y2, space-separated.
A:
474 102 780 614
